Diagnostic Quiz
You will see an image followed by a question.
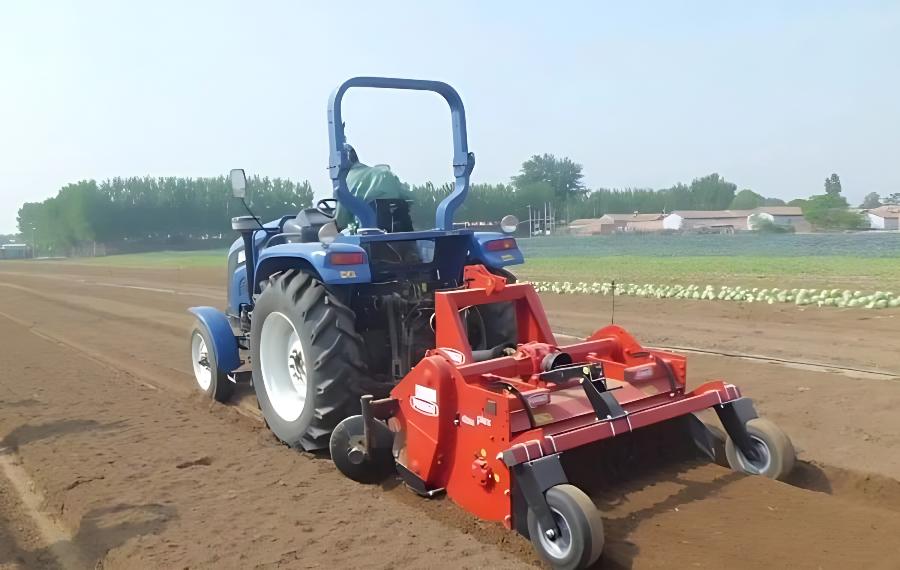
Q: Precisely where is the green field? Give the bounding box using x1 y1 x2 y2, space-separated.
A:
517 256 900 289
52 233 900 290
517 232 900 258
515 233 900 289
69 249 228 268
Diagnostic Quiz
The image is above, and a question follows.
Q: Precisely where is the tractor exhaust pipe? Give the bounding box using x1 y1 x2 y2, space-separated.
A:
242 229 256 290
230 169 262 298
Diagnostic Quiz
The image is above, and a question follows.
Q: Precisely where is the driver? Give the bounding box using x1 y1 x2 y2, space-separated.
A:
334 146 413 232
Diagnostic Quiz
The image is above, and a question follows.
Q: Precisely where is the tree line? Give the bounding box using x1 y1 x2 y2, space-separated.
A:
15 153 885 255
17 176 313 255
408 155 747 229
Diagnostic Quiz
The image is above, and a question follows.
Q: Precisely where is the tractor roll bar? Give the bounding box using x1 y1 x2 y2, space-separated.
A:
327 77 475 231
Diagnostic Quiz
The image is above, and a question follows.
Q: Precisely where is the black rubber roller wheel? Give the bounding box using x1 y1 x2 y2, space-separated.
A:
330 415 395 484
250 269 369 451
724 418 796 480
527 484 605 570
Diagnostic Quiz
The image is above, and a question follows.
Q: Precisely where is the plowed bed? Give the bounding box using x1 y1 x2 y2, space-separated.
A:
1 261 899 569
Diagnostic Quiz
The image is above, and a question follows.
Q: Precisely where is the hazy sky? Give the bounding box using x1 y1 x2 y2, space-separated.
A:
2 1 898 233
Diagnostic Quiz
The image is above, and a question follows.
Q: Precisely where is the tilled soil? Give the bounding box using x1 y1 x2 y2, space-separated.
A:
1 261 900 569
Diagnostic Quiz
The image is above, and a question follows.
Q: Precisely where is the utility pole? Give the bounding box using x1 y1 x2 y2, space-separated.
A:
526 204 533 237
544 202 556 236
544 202 548 235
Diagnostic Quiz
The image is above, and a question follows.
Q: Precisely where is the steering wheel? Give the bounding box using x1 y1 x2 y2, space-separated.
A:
316 198 337 218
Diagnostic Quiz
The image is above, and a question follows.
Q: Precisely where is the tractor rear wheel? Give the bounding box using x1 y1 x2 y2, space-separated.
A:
251 269 368 451
526 484 604 570
190 327 234 402
724 418 796 480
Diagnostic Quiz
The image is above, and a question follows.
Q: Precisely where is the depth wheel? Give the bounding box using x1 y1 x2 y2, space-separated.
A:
330 415 395 484
526 484 604 570
725 418 796 480
190 327 234 402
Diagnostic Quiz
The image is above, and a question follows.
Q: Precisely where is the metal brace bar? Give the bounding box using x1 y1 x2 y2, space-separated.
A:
580 367 626 420
511 454 567 537
715 397 760 462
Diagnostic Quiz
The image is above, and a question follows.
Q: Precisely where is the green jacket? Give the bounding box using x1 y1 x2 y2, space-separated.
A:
335 163 410 231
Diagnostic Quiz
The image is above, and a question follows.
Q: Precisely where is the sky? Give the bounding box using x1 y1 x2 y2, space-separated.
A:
1 1 898 233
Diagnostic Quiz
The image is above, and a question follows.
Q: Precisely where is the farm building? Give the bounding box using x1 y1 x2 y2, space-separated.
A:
617 213 666 232
0 243 30 259
663 207 805 232
567 213 665 235
865 206 900 230
663 210 750 232
569 207 806 235
756 206 806 226
567 218 613 235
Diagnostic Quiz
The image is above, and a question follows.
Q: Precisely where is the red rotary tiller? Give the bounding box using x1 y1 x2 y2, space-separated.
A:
331 265 795 570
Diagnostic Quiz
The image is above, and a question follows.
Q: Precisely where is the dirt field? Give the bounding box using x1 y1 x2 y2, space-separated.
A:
2 260 900 569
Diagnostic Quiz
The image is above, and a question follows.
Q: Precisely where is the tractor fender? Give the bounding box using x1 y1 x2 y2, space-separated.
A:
469 232 524 269
188 307 240 373
255 242 372 288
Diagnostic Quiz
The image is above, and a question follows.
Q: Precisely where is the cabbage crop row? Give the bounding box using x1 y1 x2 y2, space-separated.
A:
528 281 900 310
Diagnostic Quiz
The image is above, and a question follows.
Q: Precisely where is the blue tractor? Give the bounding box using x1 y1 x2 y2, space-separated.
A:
188 77 524 451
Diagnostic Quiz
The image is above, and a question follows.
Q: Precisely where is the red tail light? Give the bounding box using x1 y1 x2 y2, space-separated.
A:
485 238 517 252
328 252 366 265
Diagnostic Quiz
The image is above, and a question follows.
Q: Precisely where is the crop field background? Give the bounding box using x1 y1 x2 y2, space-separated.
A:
71 248 228 268
63 232 900 291
519 232 900 257
517 233 900 289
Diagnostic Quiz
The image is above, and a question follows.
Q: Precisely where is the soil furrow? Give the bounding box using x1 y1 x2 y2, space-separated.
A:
2 261 900 568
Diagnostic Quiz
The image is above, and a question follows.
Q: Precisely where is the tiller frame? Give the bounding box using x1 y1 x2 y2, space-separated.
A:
359 265 763 538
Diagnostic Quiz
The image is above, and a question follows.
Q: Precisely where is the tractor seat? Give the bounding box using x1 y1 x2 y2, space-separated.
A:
369 199 414 233
282 208 332 243
364 199 420 264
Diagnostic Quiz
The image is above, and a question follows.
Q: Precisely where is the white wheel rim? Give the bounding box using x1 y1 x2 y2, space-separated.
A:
191 332 213 390
536 507 574 561
259 311 308 422
736 435 773 474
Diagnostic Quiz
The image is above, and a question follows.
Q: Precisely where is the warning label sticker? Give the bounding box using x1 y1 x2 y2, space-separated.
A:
411 384 438 416
415 384 437 404
438 348 466 365
411 397 437 416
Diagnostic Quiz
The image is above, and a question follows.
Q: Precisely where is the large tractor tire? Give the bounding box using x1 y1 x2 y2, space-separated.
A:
251 269 368 451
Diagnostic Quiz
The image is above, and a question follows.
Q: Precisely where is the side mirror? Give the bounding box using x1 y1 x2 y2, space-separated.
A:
230 168 247 199
500 214 520 234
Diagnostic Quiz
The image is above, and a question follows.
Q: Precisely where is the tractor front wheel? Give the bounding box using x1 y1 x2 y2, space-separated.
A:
724 418 796 480
190 327 234 402
526 484 604 570
251 269 368 451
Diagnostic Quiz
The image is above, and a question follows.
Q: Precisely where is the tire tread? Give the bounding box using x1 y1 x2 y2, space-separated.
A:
252 270 369 451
